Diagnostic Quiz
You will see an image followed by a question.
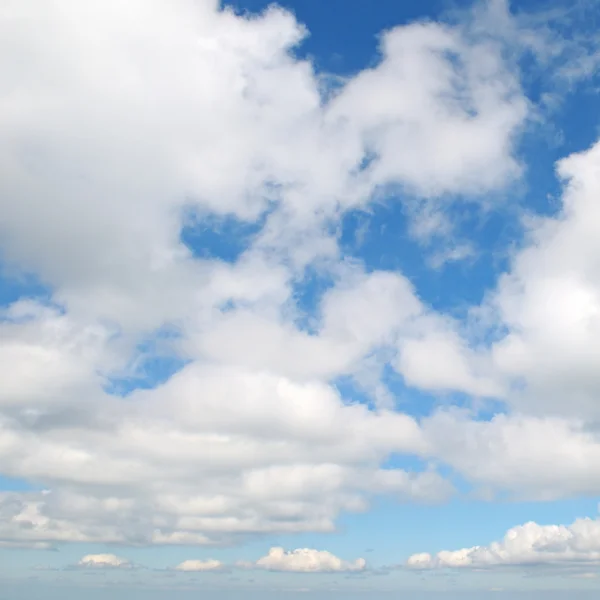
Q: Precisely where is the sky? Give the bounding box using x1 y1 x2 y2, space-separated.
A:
2 0 600 598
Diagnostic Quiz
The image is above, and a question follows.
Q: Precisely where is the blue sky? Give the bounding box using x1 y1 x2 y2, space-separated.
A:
2 0 600 598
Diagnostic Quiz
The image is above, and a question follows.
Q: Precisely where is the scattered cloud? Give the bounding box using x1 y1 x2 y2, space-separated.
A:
77 554 132 569
407 514 600 569
174 559 224 572
240 547 366 573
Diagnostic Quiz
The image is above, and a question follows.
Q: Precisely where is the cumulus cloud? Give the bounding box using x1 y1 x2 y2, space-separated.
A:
421 411 600 501
174 559 223 572
406 515 600 569
2 0 593 552
0 0 527 326
242 547 366 573
77 554 132 569
486 138 600 420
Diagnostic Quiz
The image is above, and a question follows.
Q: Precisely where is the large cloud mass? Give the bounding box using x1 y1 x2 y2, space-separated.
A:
3 0 600 559
0 0 527 549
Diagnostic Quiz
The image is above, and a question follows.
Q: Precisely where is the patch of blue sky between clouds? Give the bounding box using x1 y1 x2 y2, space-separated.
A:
515 90 600 219
333 375 379 410
104 328 189 397
378 365 469 418
224 0 448 76
0 475 40 492
380 453 430 475
333 349 507 420
0 266 52 309
338 201 515 314
290 266 335 334
180 212 266 263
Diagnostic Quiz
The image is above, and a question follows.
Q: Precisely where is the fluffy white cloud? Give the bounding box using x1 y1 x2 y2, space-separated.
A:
421 410 600 501
2 0 600 575
407 515 600 569
243 547 366 573
0 0 541 550
0 0 527 324
352 132 600 423
0 321 448 547
174 559 223 572
77 554 132 569
330 19 526 199
486 138 600 419
395 314 502 397
0 411 447 547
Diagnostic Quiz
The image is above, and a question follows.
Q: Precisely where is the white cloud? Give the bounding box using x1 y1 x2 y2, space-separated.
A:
174 559 223 572
379 135 600 413
485 138 600 419
0 351 445 546
421 411 600 501
0 0 528 325
77 554 132 569
395 315 502 398
329 18 526 199
243 547 366 573
407 514 600 569
0 0 541 549
0 301 118 408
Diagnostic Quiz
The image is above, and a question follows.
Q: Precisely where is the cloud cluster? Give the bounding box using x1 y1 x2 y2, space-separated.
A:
243 547 366 573
69 548 362 573
3 0 600 561
407 515 600 569
0 0 526 549
0 0 526 325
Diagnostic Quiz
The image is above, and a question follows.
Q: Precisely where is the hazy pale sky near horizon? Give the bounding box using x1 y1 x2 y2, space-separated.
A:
2 0 600 598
